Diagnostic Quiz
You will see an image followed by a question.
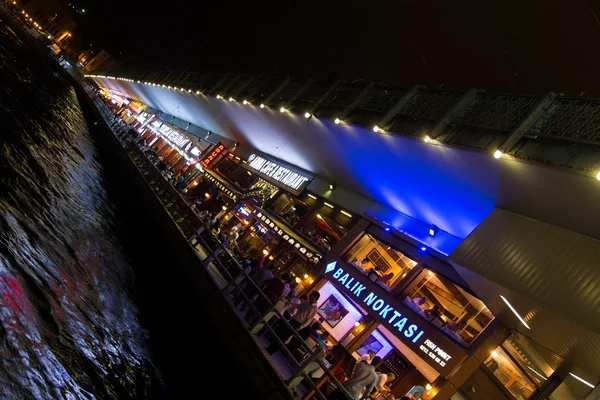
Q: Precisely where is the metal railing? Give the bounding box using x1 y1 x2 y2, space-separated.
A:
83 83 355 400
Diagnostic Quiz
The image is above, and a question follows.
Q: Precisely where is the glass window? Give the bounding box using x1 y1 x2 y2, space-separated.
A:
404 269 494 345
344 233 417 290
268 193 348 251
484 347 537 399
503 334 552 387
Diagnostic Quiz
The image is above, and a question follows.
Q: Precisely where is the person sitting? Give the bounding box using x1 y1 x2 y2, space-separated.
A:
379 272 394 286
411 297 428 309
352 258 374 273
423 305 442 320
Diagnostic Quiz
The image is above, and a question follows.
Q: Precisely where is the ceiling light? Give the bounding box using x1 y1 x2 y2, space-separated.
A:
229 97 234 101
425 384 433 391
329 183 335 190
304 112 311 118
341 210 352 217
429 225 439 236
216 95 221 99
420 246 427 251
493 150 503 159
334 118 341 124
424 135 432 143
385 227 391 232
569 373 595 388
196 90 201 94
500 295 530 329
307 193 317 199
324 202 334 208
260 103 265 108
280 107 286 113
354 321 361 327
373 125 380 132
243 100 248 105
492 350 498 357
596 171 600 180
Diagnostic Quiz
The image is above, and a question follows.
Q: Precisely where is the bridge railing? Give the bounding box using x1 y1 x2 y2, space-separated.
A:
84 83 356 400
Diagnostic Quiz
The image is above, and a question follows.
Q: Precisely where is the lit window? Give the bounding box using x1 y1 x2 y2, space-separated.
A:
344 233 416 290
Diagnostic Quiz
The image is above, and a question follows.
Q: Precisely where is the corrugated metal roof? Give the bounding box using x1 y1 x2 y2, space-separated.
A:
449 209 600 334
451 263 600 378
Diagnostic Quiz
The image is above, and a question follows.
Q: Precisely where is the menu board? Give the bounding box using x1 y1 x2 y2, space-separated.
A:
381 351 409 378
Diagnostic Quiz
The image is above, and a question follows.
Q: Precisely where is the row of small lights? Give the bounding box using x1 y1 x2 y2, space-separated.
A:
86 75 600 181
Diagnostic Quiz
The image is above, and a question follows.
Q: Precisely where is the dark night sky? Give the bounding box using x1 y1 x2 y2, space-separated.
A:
76 0 600 96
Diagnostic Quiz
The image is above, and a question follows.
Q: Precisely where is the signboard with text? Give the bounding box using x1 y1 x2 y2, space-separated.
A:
201 142 228 169
324 260 466 375
245 153 312 195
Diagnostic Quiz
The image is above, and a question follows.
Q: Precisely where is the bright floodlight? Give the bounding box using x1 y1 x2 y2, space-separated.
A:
304 112 311 118
260 104 265 108
243 100 248 105
280 107 286 113
424 135 432 143
216 94 221 99
373 125 380 132
493 150 503 159
334 118 341 124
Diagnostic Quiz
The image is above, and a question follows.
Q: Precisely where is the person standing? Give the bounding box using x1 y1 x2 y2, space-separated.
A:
245 273 290 326
357 350 377 364
266 291 320 354
329 356 383 400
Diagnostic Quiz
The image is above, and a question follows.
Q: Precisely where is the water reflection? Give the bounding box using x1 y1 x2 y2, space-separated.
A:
0 19 159 399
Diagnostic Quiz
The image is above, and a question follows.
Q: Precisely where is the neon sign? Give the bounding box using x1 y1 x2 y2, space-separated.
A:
201 142 227 169
325 261 464 374
247 154 311 194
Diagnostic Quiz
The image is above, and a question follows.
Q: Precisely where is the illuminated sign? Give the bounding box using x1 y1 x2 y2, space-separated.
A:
190 146 201 156
201 142 227 169
325 261 464 375
246 154 312 195
150 121 190 148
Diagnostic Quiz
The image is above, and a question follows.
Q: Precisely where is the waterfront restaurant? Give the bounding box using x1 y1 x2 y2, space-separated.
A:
200 150 360 280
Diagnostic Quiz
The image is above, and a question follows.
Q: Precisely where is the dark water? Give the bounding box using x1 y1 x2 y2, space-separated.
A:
0 14 262 400
0 18 166 400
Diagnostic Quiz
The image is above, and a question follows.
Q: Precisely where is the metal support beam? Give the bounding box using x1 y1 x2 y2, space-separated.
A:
428 88 477 139
379 85 420 129
282 78 313 110
499 92 557 152
208 73 229 96
219 74 241 97
339 82 374 121
307 80 341 115
246 76 271 102
232 76 254 98
263 77 291 106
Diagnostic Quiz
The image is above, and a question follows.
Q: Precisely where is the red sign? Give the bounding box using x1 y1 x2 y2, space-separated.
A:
200 142 228 169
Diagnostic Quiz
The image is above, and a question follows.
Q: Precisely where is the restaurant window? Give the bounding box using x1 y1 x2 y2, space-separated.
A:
213 158 257 190
268 193 348 252
344 233 417 291
484 346 537 399
404 269 494 346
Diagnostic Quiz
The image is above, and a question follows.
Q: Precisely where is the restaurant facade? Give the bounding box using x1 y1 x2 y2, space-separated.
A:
190 146 578 400
91 80 598 400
